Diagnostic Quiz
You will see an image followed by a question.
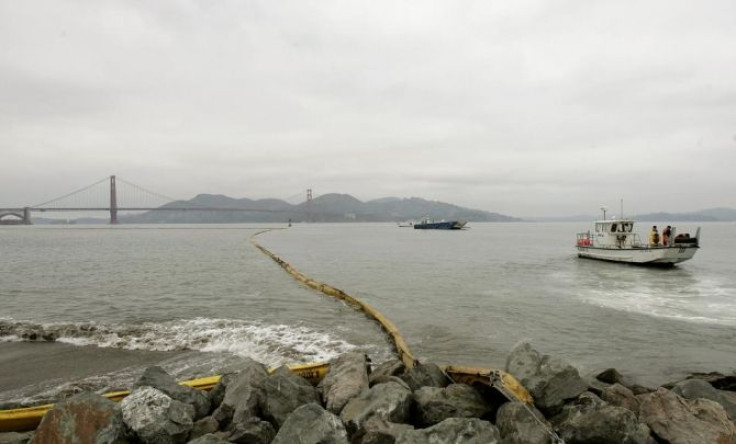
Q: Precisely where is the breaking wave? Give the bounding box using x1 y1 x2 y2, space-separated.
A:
0 317 373 366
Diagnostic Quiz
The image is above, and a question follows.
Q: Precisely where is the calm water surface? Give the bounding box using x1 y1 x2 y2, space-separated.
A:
1 222 734 404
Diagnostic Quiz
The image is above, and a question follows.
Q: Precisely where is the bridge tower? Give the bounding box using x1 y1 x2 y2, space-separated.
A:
306 189 312 222
110 175 118 224
23 206 32 225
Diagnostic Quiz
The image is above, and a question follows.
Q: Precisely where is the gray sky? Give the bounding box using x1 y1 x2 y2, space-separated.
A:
2 0 735 217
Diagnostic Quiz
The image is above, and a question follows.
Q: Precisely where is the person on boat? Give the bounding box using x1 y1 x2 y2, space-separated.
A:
649 225 660 246
662 225 672 246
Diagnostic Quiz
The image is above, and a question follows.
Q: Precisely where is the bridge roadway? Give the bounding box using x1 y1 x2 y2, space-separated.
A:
15 207 296 212
0 206 301 225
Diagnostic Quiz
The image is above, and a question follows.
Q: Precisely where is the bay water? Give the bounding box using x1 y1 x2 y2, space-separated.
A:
1 222 734 406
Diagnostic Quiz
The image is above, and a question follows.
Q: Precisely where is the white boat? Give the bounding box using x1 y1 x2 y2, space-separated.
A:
576 216 700 266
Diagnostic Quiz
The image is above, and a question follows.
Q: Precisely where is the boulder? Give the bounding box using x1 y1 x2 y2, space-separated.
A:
320 352 370 414
585 376 611 397
400 362 449 392
396 417 500 444
263 365 321 428
639 387 736 444
601 383 640 414
495 401 552 444
671 378 736 419
340 380 413 439
369 360 405 386
208 373 235 412
672 372 736 392
413 383 492 426
186 434 230 444
505 342 587 412
596 368 624 385
31 392 127 444
211 359 269 428
0 433 32 444
136 366 211 420
272 403 348 444
120 386 195 444
629 384 654 396
227 417 276 444
370 375 412 390
359 417 414 444
189 416 219 441
553 393 649 444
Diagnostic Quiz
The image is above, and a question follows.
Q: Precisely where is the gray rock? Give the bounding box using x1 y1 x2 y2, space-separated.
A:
601 383 640 414
359 417 414 444
121 386 195 444
370 375 412 391
674 372 736 391
208 373 235 412
413 383 492 426
186 434 230 444
136 366 211 420
31 392 127 444
639 387 736 444
585 375 611 397
272 403 348 444
629 384 654 396
672 378 736 419
496 401 552 444
341 380 413 439
321 352 370 414
396 417 500 444
369 360 406 386
0 432 32 444
228 417 276 444
263 365 321 428
721 389 736 408
505 342 587 412
596 368 624 385
211 359 269 428
189 416 219 441
554 394 649 444
400 362 449 392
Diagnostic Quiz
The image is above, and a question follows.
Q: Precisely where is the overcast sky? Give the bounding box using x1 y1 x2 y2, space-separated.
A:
1 0 734 217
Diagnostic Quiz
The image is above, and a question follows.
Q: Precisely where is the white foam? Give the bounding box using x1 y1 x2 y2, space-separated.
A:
580 286 736 326
11 318 369 366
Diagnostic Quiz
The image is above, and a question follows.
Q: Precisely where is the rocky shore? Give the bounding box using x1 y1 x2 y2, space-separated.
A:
2 342 735 444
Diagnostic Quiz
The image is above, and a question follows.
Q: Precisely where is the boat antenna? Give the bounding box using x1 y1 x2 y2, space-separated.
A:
600 206 607 220
620 199 624 219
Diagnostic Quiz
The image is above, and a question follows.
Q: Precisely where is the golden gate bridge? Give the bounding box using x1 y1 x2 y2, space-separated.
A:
0 176 313 225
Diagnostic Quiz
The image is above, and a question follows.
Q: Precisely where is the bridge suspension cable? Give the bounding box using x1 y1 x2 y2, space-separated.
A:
115 177 180 209
31 177 110 208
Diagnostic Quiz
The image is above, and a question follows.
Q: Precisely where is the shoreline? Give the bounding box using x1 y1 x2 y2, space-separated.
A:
0 342 179 399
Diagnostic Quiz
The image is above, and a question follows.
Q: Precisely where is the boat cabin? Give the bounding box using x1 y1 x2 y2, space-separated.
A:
577 219 641 248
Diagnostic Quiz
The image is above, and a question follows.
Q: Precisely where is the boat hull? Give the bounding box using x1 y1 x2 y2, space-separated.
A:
414 220 467 230
576 245 698 265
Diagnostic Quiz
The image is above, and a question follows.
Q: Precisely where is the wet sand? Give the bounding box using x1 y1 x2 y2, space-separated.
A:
0 342 179 393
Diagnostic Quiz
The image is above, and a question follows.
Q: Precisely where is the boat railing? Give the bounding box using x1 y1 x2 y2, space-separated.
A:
576 231 645 248
576 231 592 246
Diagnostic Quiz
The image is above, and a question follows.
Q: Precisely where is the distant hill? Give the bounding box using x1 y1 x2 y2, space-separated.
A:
527 207 736 222
634 207 736 222
122 193 520 223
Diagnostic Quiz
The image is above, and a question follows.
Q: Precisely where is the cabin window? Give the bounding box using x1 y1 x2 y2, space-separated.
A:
611 223 617 232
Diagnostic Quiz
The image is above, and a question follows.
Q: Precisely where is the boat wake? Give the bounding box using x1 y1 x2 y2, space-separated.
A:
578 283 736 327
